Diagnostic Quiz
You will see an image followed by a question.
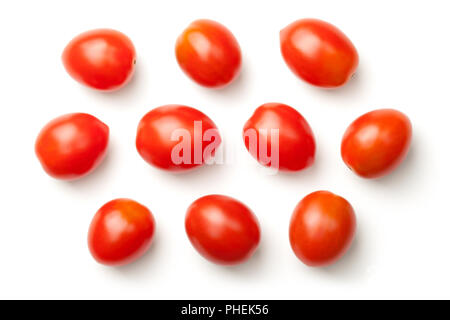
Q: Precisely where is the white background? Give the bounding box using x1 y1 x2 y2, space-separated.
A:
1 0 449 299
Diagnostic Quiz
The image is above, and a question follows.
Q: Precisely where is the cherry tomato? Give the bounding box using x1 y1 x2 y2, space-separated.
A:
35 113 109 180
136 105 221 171
175 19 242 88
341 109 412 179
289 191 356 267
243 103 315 171
62 29 136 91
280 19 358 88
88 199 155 266
185 195 260 265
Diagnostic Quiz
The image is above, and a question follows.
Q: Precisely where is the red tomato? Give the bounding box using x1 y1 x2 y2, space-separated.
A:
243 103 315 171
62 29 136 91
136 105 221 171
35 113 109 180
175 19 242 88
185 195 260 265
88 199 155 266
280 19 358 88
341 109 412 178
289 191 356 267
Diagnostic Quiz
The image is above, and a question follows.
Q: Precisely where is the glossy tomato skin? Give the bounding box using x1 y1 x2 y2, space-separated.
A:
88 199 155 266
62 29 136 91
136 105 221 171
185 195 260 265
175 19 242 88
341 109 412 179
289 191 356 267
243 103 315 171
35 113 109 180
280 19 358 88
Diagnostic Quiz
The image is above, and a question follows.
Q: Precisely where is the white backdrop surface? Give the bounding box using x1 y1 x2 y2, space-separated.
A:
0 0 449 299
